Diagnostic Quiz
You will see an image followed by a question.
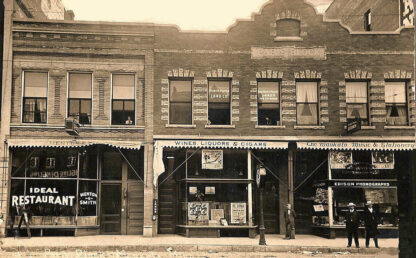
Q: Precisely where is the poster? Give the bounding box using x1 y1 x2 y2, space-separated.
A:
230 202 247 224
189 186 197 195
330 151 352 169
205 186 215 195
210 209 224 221
187 202 209 221
372 152 394 169
202 150 223 170
313 205 325 212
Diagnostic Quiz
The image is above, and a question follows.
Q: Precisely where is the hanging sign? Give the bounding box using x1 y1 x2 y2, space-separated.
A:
346 118 361 134
330 151 352 169
230 202 247 224
11 187 75 207
372 152 394 169
188 202 209 221
202 150 223 170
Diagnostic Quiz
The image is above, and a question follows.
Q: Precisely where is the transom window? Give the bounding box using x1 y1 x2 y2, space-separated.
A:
23 71 48 123
208 80 231 125
346 81 369 125
296 81 318 125
385 81 408 126
68 73 92 125
169 80 192 125
257 81 280 126
112 74 135 125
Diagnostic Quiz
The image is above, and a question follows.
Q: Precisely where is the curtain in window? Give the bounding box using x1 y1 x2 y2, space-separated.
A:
296 82 317 103
386 105 407 125
346 82 367 103
113 74 135 100
69 73 92 98
24 72 47 98
385 82 406 103
296 82 318 125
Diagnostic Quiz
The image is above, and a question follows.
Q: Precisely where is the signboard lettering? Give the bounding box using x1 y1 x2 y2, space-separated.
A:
12 187 75 207
79 192 97 205
230 202 247 224
251 46 326 60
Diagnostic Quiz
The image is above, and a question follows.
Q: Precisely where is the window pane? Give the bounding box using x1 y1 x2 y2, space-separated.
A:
24 72 47 97
297 103 318 125
170 103 192 124
170 80 192 102
112 110 124 125
78 181 98 216
113 100 123 111
346 82 367 103
385 82 406 103
124 100 135 111
386 105 408 125
258 82 279 103
113 74 135 99
296 82 317 103
124 110 135 125
209 81 230 103
258 103 280 125
276 19 300 37
208 103 230 125
23 99 35 123
102 152 122 180
347 104 368 119
69 73 92 98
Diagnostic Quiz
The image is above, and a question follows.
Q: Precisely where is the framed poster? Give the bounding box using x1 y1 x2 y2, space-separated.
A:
330 151 352 169
189 186 197 195
313 205 325 212
372 152 394 169
187 202 209 221
230 202 247 224
205 186 215 195
210 209 224 221
202 150 223 170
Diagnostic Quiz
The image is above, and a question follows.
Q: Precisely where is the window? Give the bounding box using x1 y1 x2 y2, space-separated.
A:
23 72 47 123
364 9 371 31
296 82 318 125
112 74 135 125
68 73 92 124
258 81 280 125
169 80 192 124
346 82 369 125
276 19 301 37
385 82 408 125
208 80 231 125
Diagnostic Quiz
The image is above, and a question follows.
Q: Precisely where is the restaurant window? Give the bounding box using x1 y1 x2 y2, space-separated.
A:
276 19 301 37
385 81 408 126
68 73 92 125
112 74 135 125
364 9 371 31
22 72 47 123
258 81 280 125
296 81 318 125
169 80 192 124
208 80 231 125
346 81 369 125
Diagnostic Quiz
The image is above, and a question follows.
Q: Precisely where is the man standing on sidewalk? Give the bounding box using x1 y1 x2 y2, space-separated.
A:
345 202 360 248
364 201 379 248
284 203 296 240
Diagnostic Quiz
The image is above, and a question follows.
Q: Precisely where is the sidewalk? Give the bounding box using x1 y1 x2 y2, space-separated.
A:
0 234 399 255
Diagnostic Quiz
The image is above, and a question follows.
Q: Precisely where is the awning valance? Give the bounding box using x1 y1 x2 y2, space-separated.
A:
155 140 288 150
7 139 142 150
297 141 415 151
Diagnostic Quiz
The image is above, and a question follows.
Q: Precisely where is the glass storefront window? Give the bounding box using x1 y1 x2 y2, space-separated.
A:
102 151 122 180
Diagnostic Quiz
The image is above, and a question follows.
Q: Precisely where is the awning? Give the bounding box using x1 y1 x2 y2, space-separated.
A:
156 140 288 150
297 141 416 151
7 138 142 150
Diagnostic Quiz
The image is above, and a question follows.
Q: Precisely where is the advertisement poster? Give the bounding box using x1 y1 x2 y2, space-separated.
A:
205 186 215 195
230 202 247 224
202 150 223 170
188 202 209 221
372 152 394 169
330 151 352 169
210 209 224 221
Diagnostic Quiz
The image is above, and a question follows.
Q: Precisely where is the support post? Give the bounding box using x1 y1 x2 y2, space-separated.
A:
247 150 253 226
259 186 266 245
288 143 295 206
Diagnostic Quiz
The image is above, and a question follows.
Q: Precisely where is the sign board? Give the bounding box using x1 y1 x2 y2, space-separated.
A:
11 187 75 207
230 202 247 224
346 118 361 134
313 204 325 212
158 140 288 150
330 180 396 188
298 142 416 151
188 202 209 221
205 186 215 195
372 152 394 169
251 46 326 60
153 199 158 215
210 209 224 222
202 150 223 170
330 151 352 169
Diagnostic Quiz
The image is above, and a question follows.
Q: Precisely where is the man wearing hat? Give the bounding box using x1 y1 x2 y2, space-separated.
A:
345 202 360 248
364 201 379 248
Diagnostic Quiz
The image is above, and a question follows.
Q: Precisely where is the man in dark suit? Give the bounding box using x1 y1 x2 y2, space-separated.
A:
364 201 379 248
283 203 296 239
345 202 360 248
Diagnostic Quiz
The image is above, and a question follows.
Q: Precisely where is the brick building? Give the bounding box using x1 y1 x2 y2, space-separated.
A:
0 0 414 240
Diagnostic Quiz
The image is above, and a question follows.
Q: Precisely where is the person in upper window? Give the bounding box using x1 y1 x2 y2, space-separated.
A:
364 201 379 248
125 116 133 125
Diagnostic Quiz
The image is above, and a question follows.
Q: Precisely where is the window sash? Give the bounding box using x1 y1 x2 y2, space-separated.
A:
112 100 135 125
208 81 230 103
385 82 407 103
113 74 135 100
68 98 92 124
24 72 47 98
170 80 192 102
69 73 92 99
386 104 408 126
296 82 318 103
296 103 318 125
23 97 47 123
346 82 368 103
258 82 279 104
169 103 192 124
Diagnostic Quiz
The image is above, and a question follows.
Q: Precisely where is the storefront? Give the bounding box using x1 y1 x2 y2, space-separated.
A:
7 139 144 237
297 141 415 239
153 139 288 237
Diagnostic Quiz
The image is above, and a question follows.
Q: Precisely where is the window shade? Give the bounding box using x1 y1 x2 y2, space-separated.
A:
209 81 230 103
346 82 367 103
296 82 317 103
113 74 135 100
385 82 406 103
258 82 279 103
170 80 192 102
24 72 47 97
69 73 92 99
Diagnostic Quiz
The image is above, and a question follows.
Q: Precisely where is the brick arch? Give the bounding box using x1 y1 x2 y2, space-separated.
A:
384 70 412 80
206 68 233 78
167 69 194 78
294 70 321 79
275 10 301 21
256 70 283 79
344 70 372 79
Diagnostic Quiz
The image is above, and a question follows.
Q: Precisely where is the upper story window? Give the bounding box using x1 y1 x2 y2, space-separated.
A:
276 19 300 37
169 80 192 125
112 74 135 125
258 81 280 126
346 81 369 125
385 81 408 126
68 73 92 125
364 9 371 31
296 81 318 125
208 80 230 125
23 71 48 123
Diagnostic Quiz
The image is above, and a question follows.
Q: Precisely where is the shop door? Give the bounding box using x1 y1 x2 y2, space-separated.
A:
101 184 122 234
264 181 280 234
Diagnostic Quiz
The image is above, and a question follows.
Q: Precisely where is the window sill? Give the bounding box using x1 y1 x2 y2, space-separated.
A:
205 125 235 129
274 36 303 42
255 125 286 129
384 125 415 130
343 125 376 130
165 124 196 128
294 125 325 130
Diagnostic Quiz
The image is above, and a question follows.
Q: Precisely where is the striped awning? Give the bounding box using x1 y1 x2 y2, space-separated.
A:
7 138 142 150
156 140 288 150
297 141 416 151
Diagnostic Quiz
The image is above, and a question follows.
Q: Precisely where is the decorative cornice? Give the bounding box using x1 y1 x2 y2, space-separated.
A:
294 70 321 79
344 70 372 79
276 10 301 21
384 70 412 80
168 69 194 78
256 70 283 79
206 69 233 78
